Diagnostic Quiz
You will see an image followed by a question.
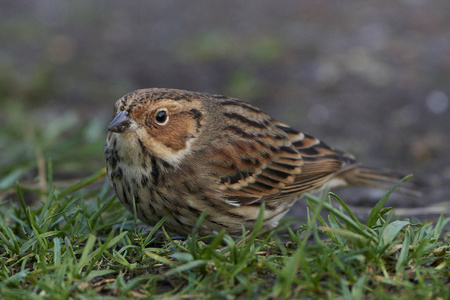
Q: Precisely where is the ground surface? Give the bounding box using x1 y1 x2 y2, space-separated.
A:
1 2 450 298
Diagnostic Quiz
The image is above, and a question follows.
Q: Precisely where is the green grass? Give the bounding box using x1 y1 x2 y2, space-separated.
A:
0 109 449 299
0 167 449 299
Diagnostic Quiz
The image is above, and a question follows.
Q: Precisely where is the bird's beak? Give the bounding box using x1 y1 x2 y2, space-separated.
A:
107 111 132 133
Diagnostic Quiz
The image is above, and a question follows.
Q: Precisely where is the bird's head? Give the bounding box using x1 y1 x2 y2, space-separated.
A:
107 88 204 165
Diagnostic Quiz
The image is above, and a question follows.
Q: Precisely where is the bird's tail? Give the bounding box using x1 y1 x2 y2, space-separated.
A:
334 165 420 197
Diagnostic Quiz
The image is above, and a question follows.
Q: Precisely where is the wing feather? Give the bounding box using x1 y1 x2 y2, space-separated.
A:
203 103 356 206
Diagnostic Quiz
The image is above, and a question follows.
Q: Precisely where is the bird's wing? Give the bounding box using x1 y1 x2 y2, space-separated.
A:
206 119 354 206
273 124 356 198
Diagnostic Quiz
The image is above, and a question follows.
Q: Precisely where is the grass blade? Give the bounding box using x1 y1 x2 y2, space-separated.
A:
395 227 411 275
57 168 106 199
367 175 413 228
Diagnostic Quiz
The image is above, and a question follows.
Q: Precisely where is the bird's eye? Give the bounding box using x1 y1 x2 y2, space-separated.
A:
155 109 169 125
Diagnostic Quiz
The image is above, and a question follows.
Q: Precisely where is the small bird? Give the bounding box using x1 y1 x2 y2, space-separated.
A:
105 88 410 236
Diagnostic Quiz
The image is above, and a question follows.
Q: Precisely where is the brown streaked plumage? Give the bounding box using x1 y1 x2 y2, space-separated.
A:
105 88 410 236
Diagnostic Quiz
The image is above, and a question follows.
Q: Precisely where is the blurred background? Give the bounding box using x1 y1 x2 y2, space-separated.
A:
1 1 449 222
